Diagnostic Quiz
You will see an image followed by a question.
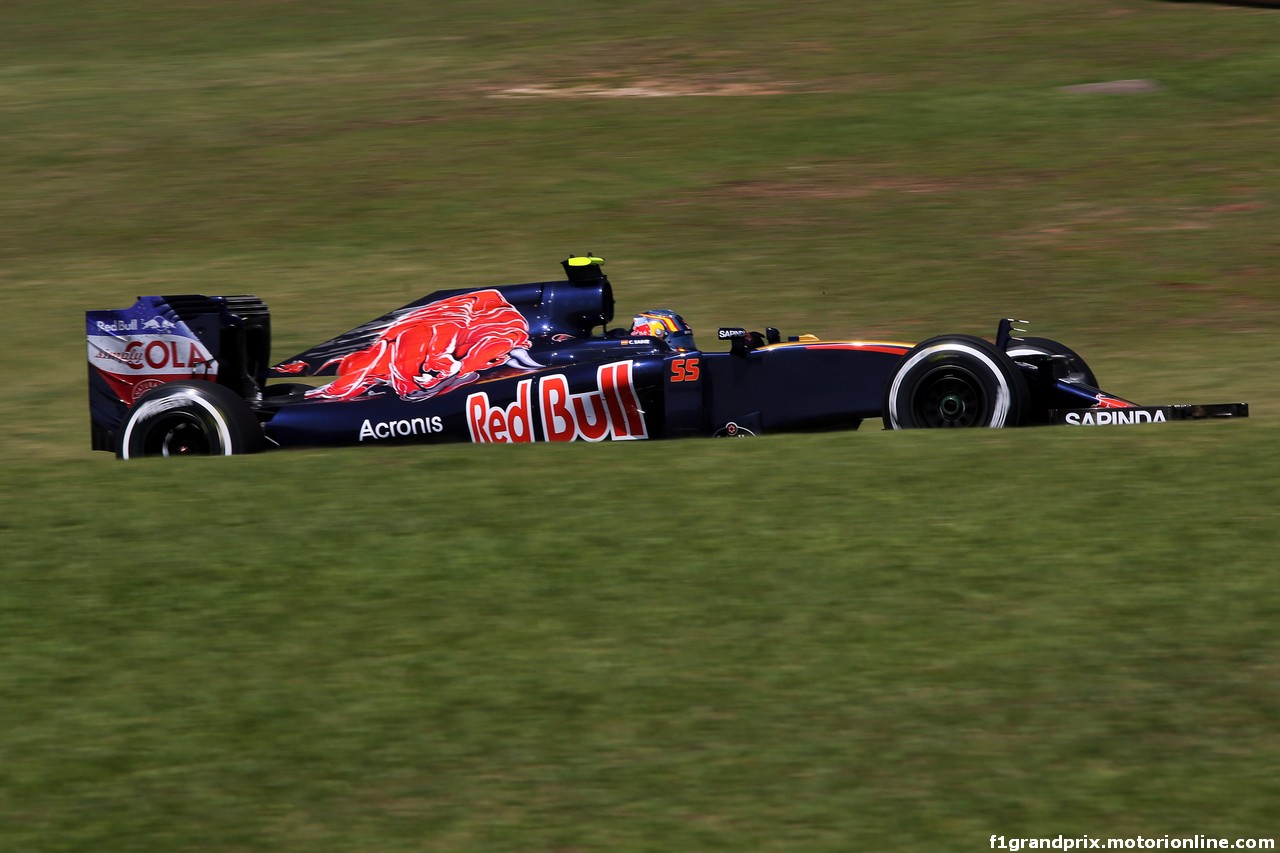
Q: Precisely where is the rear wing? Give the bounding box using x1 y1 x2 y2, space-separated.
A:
86 294 270 451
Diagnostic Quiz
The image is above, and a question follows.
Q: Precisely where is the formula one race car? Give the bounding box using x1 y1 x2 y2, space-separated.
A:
86 256 1248 458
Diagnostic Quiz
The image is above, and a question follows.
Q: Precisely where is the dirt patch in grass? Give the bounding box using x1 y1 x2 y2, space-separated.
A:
488 79 797 99
1058 79 1162 95
655 165 1042 210
718 175 1006 200
1008 199 1270 247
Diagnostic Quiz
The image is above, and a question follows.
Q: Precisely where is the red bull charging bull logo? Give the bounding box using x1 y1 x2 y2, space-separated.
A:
466 361 649 443
306 289 537 401
1093 393 1135 410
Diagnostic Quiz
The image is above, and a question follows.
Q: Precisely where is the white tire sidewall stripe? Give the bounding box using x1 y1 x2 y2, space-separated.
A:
888 343 1011 429
120 387 234 458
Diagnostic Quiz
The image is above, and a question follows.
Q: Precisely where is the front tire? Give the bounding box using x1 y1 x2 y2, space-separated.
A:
883 335 1031 429
118 381 264 459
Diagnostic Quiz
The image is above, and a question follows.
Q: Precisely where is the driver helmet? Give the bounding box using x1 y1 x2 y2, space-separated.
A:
631 309 696 351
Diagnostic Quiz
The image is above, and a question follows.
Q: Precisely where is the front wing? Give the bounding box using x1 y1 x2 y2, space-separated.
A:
1048 402 1249 427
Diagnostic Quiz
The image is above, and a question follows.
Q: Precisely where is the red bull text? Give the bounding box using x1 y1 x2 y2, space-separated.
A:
466 361 648 443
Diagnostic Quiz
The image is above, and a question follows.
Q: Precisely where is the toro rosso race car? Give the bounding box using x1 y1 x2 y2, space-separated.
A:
86 256 1248 458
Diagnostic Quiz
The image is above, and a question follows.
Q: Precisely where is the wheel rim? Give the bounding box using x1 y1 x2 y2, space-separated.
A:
913 367 988 427
141 413 215 456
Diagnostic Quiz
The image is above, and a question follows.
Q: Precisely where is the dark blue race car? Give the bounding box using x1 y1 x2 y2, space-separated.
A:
86 256 1248 458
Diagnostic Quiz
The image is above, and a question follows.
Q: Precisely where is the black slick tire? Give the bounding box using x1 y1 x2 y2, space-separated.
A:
883 334 1031 429
117 381 265 459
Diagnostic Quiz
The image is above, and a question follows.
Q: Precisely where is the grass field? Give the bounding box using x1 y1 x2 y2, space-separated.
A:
3 1 1279 849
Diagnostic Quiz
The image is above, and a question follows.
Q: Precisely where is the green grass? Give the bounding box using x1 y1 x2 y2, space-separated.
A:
3 1 1279 848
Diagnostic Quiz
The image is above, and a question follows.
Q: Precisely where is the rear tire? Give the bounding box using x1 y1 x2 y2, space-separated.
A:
118 381 264 459
883 335 1031 429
